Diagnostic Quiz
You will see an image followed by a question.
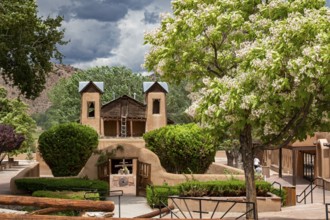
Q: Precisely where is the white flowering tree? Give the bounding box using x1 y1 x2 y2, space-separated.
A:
144 0 330 216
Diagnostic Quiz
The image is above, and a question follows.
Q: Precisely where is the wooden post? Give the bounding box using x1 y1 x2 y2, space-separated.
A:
0 195 114 212
130 120 133 137
116 120 120 137
292 149 297 186
279 148 283 178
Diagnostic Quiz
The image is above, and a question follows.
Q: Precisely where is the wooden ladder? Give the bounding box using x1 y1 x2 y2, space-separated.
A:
121 115 127 137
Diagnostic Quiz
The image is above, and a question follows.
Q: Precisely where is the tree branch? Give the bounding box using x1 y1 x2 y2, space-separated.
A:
262 95 314 150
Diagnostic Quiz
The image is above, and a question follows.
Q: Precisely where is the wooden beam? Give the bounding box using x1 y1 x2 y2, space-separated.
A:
0 195 114 212
29 207 68 215
0 214 216 220
134 204 174 218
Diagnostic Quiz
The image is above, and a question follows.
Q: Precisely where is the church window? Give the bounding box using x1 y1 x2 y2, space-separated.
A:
88 102 95 118
153 99 160 114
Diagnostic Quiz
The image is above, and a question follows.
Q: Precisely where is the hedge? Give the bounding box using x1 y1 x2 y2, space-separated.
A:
15 178 109 194
32 190 99 200
178 180 271 197
146 185 180 207
147 180 277 207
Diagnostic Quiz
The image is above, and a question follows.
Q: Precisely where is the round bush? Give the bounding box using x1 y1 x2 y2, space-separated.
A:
38 123 98 176
143 123 216 174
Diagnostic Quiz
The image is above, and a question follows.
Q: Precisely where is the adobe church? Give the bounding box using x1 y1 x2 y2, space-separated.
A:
78 81 169 137
78 81 172 195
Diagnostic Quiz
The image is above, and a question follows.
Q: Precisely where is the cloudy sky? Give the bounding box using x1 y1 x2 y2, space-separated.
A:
37 0 172 72
37 0 330 73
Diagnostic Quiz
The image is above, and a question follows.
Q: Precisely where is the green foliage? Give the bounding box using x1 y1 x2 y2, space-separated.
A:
38 123 98 176
177 180 271 197
147 180 274 207
270 187 287 206
0 0 66 99
0 87 36 157
32 190 99 200
15 178 108 193
146 185 180 207
143 123 216 173
33 66 192 130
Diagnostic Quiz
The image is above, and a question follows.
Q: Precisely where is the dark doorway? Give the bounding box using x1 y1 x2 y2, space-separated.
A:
303 152 315 181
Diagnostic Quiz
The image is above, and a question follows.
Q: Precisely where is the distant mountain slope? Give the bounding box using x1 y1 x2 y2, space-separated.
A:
0 64 77 115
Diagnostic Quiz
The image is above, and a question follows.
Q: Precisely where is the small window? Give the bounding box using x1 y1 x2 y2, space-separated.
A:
88 102 95 118
152 99 160 114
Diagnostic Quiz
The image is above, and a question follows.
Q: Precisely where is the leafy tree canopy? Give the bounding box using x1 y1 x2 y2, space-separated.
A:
0 87 36 156
144 0 330 215
33 66 192 129
0 124 25 163
0 0 66 99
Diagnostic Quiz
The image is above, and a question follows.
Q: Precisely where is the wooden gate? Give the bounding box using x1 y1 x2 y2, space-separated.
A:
97 160 110 182
137 161 151 196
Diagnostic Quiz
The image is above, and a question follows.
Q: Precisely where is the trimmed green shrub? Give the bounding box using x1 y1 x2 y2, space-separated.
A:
143 123 216 173
146 180 273 207
146 185 180 207
15 178 108 193
38 122 98 176
178 180 271 197
32 190 99 200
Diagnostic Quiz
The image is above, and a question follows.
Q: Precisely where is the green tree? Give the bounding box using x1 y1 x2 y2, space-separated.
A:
144 0 330 216
0 0 66 99
34 66 192 129
38 123 99 177
0 87 36 159
143 123 216 174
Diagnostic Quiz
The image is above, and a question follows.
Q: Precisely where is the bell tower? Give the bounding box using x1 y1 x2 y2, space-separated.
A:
143 82 168 132
79 81 104 135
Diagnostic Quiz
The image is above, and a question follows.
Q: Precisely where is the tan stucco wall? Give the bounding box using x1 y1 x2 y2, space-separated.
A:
206 163 244 175
80 92 101 134
316 139 330 179
10 163 40 194
145 92 167 132
79 139 245 185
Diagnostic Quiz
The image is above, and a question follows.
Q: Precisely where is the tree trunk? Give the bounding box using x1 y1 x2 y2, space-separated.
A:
225 150 234 166
234 154 240 168
239 124 257 219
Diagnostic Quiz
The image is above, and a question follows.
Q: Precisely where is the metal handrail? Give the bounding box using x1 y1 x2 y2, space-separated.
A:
296 177 325 204
109 190 123 218
158 195 256 219
271 182 282 196
326 203 330 220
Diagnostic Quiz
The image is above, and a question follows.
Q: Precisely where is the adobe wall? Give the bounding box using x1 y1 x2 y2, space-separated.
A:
78 139 245 185
10 163 40 194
